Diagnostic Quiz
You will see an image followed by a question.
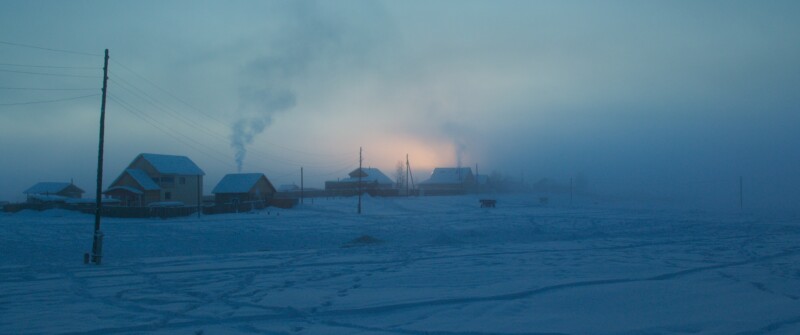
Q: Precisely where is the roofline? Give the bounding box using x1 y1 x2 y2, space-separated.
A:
134 153 206 176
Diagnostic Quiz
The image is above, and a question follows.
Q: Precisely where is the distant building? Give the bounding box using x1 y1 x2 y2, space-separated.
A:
278 184 300 193
212 173 276 207
24 182 85 203
418 167 476 195
105 153 204 207
475 174 491 192
325 167 395 196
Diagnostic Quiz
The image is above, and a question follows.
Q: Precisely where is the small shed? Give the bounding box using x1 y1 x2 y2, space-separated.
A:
325 167 395 196
418 167 476 195
212 173 276 206
24 182 85 203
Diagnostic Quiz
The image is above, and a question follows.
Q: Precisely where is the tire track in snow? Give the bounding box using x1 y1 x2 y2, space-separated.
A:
322 320 570 335
59 248 800 335
735 315 800 335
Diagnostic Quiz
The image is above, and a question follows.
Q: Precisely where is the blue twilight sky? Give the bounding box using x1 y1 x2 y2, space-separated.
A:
1 1 799 208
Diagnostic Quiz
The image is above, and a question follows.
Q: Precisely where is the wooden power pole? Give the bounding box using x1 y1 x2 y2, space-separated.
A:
358 147 362 214
300 167 304 204
406 154 410 197
406 155 415 194
739 176 743 210
91 49 109 265
570 177 574 205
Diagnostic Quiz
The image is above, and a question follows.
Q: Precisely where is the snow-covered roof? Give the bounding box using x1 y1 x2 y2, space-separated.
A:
420 167 474 185
338 168 394 185
24 182 83 195
138 153 205 176
106 186 144 195
212 173 264 194
126 169 160 191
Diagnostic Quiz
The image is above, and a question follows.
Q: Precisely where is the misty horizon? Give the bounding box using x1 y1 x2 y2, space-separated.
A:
2 1 799 211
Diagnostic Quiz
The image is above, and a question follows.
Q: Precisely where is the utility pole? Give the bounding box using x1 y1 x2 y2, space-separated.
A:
407 155 415 194
358 147 362 214
406 154 410 197
300 167 304 204
475 163 479 191
91 49 109 265
197 177 201 218
739 176 743 210
570 177 574 205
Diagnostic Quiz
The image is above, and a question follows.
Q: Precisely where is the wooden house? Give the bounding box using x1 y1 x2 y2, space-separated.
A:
24 182 85 203
212 173 276 206
325 168 395 196
418 167 476 195
105 153 204 207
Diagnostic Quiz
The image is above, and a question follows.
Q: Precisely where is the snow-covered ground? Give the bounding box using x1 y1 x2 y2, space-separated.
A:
1 194 799 334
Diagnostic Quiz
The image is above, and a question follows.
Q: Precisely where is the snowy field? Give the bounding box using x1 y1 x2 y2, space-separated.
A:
2 194 800 334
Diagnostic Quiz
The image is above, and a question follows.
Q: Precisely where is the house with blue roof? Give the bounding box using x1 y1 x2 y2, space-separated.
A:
212 173 276 207
105 153 204 207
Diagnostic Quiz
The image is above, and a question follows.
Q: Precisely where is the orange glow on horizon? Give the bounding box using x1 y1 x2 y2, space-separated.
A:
363 135 455 175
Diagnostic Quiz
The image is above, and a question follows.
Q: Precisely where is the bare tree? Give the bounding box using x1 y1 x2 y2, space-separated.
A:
395 161 406 188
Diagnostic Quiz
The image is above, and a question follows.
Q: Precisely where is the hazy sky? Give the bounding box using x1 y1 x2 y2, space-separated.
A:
2 1 799 208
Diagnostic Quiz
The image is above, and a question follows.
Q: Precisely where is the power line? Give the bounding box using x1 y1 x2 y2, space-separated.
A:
0 93 99 106
0 40 102 57
108 75 296 170
306 162 358 178
108 94 238 170
0 87 99 91
0 68 98 78
109 58 353 158
108 74 231 141
110 90 356 178
109 72 350 168
0 62 98 69
109 59 230 125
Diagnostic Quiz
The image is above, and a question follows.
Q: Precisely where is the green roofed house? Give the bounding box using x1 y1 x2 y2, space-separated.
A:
105 153 204 207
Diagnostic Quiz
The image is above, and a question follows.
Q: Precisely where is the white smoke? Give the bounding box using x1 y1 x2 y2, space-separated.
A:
230 1 346 172
231 87 296 172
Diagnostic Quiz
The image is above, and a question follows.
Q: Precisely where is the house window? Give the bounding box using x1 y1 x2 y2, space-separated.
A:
164 192 172 200
179 177 186 185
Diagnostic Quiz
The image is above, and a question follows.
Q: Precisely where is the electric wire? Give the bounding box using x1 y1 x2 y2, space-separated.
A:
0 93 99 106
0 62 99 69
110 58 230 126
108 74 231 141
0 68 98 78
108 94 238 171
0 86 99 91
109 75 311 169
110 87 359 179
0 40 102 57
109 93 320 177
0 41 363 181
108 71 353 169
109 57 353 158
